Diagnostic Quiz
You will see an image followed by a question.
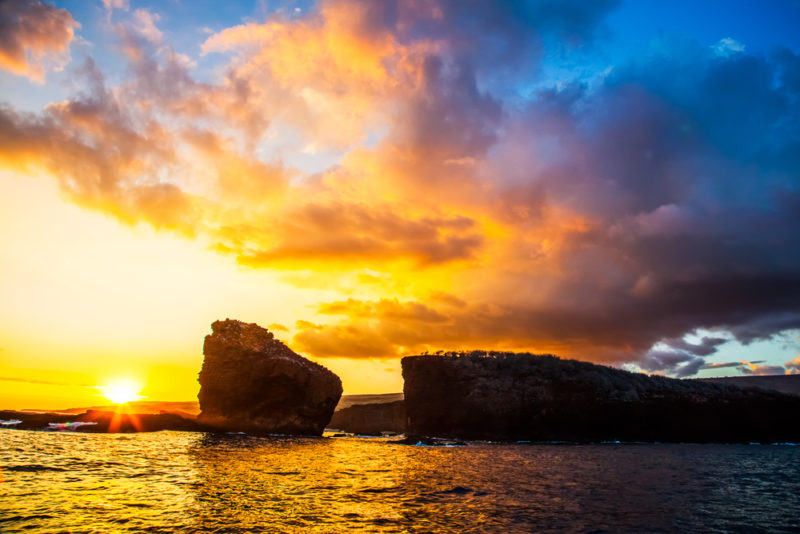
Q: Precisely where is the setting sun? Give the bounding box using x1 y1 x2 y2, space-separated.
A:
99 378 143 405
1 1 800 532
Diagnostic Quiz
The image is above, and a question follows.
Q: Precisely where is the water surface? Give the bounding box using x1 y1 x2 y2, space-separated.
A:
1 430 798 533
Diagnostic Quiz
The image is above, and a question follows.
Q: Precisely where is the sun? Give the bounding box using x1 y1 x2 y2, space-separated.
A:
99 378 143 405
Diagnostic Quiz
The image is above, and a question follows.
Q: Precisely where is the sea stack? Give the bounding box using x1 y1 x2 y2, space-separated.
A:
402 352 800 443
198 319 342 435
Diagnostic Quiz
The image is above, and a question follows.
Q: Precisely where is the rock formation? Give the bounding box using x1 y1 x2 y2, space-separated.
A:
402 352 800 443
198 319 342 435
328 400 406 435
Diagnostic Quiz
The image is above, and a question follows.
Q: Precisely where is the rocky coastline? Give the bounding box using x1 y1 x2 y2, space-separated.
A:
4 320 799 443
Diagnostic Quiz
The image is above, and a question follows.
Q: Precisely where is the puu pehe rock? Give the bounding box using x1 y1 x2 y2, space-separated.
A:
198 319 342 435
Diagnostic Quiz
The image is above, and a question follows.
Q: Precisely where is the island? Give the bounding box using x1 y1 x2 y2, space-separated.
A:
402 352 800 443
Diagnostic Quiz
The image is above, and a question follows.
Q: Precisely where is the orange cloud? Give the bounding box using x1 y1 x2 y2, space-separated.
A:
3 0 798 377
0 0 79 82
740 360 786 376
291 296 651 362
233 203 483 269
201 0 438 149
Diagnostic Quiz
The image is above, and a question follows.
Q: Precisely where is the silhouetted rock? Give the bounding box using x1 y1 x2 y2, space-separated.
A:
402 353 800 443
197 319 342 435
328 400 406 435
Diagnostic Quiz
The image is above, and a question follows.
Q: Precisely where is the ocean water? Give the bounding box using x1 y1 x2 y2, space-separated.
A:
1 430 799 533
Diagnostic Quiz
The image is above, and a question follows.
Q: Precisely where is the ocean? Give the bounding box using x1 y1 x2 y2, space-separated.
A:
1 429 798 533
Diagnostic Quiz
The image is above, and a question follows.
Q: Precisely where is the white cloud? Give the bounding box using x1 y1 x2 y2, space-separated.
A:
712 37 745 57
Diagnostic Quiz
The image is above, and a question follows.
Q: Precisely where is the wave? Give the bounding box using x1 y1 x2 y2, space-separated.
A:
3 464 67 472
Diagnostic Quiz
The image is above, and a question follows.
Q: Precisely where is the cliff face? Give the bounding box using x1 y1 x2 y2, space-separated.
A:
402 353 800 443
328 400 406 435
198 319 342 435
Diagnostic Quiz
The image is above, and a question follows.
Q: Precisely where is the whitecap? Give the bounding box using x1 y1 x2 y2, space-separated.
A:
0 419 22 426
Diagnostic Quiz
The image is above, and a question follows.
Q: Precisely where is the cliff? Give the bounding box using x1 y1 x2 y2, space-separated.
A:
197 319 342 435
402 353 800 443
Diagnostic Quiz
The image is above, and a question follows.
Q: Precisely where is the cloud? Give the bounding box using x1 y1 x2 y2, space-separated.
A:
132 8 163 44
235 204 483 268
0 0 79 81
638 350 705 378
290 296 685 361
701 360 764 370
0 375 93 387
0 57 198 235
739 360 786 376
1 1 798 376
712 37 745 57
102 0 128 11
319 298 448 323
786 356 800 374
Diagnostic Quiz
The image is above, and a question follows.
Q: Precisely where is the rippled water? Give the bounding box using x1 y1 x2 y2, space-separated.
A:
1 430 799 533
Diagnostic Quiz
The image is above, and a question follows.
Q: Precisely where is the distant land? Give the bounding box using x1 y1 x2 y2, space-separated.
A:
24 393 406 416
698 375 800 396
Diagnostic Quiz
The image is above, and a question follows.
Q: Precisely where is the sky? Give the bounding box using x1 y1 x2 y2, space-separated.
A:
1 0 799 409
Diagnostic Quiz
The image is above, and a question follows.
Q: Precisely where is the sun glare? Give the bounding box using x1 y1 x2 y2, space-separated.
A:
99 378 143 405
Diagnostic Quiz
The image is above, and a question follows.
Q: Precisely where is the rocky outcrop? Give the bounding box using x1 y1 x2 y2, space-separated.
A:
328 400 406 435
198 319 342 435
402 352 800 443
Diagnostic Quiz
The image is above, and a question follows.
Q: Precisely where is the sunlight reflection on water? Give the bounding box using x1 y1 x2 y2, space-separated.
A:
1 429 799 533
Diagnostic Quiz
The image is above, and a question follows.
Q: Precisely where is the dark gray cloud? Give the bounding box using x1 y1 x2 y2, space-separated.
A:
739 362 787 376
480 38 800 365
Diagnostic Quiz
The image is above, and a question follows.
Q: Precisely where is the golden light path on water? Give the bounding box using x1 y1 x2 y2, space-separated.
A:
1 430 799 533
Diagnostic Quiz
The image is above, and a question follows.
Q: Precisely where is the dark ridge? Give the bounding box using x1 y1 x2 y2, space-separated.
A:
698 374 800 397
402 352 800 443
